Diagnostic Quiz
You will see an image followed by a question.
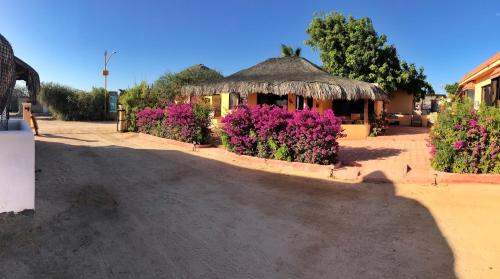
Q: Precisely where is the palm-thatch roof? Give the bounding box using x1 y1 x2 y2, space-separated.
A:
181 57 388 101
15 56 40 103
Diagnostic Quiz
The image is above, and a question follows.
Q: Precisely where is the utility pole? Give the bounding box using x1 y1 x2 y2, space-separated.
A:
102 50 117 119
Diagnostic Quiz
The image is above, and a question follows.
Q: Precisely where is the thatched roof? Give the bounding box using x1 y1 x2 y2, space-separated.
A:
15 56 40 103
181 57 388 101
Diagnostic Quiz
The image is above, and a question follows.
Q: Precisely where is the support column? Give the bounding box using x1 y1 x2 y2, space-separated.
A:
364 99 369 126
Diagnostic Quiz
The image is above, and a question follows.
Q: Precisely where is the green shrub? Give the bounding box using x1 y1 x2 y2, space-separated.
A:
119 81 160 131
39 82 107 121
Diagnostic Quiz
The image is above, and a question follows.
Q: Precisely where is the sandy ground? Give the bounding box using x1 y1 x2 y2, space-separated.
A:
0 119 499 279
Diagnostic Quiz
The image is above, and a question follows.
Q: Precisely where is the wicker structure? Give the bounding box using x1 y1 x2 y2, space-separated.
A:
0 33 40 128
181 57 388 101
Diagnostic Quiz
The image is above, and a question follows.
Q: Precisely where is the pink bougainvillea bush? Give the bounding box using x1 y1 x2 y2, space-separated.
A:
221 105 345 165
136 107 165 135
429 98 499 174
136 102 212 144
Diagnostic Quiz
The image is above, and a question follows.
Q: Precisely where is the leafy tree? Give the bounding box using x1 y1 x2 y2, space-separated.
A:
305 11 433 97
397 61 434 100
444 82 459 95
152 64 223 102
280 44 301 57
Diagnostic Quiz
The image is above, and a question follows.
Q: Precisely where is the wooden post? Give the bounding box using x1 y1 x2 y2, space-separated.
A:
364 99 369 126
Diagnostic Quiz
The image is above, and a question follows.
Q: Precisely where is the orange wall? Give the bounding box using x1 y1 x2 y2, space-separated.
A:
342 124 370 139
386 90 413 114
287 94 296 112
314 99 332 113
247 93 257 107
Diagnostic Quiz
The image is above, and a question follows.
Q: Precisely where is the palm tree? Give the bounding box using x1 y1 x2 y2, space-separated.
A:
280 44 301 57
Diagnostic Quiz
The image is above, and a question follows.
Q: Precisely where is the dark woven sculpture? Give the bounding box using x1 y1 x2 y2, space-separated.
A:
0 33 40 128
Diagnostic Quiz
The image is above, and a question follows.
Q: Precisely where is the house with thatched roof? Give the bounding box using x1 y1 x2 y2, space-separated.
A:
181 57 389 139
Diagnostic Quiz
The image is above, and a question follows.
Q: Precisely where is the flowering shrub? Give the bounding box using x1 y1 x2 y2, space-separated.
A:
221 105 345 165
136 107 165 135
136 102 212 144
429 98 499 174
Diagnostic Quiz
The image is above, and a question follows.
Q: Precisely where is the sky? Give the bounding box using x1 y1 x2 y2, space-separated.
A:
1 0 499 93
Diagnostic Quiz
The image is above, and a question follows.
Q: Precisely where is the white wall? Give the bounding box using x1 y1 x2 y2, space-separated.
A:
0 119 35 213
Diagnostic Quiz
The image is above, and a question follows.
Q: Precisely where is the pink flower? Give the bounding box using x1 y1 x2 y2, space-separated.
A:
453 140 465 150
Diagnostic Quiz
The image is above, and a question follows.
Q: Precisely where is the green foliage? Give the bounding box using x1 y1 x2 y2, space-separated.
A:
444 82 459 96
305 11 433 97
39 82 106 120
192 101 213 144
397 61 434 100
119 81 159 131
280 44 301 57
429 98 499 174
369 112 387 137
8 85 28 113
152 64 223 102
268 138 292 161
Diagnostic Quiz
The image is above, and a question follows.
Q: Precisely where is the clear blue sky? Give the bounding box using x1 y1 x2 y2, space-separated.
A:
1 0 499 93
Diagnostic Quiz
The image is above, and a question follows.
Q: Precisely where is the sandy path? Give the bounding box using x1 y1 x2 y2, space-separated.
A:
0 120 498 278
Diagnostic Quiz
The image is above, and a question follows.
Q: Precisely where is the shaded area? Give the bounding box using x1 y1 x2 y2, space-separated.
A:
338 146 403 163
38 134 98 143
0 139 456 278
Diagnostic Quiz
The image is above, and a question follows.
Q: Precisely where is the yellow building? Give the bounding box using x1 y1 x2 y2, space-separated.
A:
182 57 388 139
458 52 500 107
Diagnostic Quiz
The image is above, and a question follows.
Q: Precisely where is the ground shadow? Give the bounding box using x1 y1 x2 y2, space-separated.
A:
338 146 403 163
0 140 456 278
37 134 98 142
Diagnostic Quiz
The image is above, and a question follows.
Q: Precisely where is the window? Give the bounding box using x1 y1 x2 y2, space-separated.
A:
296 96 304 110
229 93 240 109
306 97 313 109
492 77 500 106
465 90 475 101
257 94 288 108
481 85 493 106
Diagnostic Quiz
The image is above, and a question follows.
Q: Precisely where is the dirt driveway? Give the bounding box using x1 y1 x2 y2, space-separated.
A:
0 120 499 278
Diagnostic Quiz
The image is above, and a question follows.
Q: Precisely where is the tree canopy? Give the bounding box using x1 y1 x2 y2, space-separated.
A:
305 11 433 99
152 64 223 102
280 44 302 57
444 82 459 95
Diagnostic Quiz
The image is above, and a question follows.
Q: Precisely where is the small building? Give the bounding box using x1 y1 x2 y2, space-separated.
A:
182 57 388 139
458 52 500 107
385 90 415 126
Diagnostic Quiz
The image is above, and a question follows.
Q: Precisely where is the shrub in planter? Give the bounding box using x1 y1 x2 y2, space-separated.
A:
221 105 345 165
429 98 499 174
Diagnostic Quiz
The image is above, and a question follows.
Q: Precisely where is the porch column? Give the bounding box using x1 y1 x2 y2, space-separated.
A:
364 99 369 126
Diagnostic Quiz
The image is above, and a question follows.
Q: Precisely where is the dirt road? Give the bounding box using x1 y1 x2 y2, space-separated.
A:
0 120 498 278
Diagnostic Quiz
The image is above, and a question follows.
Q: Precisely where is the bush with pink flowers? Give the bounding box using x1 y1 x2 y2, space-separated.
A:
136 102 212 144
429 98 499 174
221 105 345 165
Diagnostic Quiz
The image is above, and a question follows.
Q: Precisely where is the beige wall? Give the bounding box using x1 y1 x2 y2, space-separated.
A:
220 93 230 116
386 90 414 114
473 79 492 108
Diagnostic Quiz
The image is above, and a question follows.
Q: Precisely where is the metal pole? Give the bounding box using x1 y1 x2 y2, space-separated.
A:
104 50 107 119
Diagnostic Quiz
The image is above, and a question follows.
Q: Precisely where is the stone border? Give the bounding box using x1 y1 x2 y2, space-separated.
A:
435 171 500 184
